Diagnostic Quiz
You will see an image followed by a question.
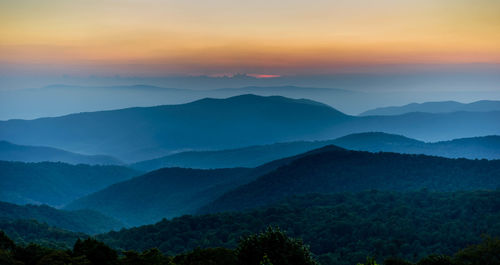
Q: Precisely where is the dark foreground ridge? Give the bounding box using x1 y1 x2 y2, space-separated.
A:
0 225 498 265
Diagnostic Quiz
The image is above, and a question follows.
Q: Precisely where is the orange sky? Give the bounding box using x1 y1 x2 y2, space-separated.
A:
1 0 500 76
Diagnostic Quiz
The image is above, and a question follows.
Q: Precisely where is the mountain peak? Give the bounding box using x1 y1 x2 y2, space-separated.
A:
186 94 342 114
335 132 423 144
196 94 328 105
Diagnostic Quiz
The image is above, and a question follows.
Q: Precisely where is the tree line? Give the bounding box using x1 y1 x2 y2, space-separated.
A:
1 227 499 265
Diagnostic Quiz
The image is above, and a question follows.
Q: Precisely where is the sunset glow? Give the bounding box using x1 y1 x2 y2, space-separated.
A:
1 0 500 76
247 74 281 79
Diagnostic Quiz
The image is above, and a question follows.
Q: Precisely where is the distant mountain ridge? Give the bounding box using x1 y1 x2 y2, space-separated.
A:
0 83 363 120
360 100 500 116
0 140 122 165
334 133 500 159
131 133 500 171
0 95 351 162
1 95 499 162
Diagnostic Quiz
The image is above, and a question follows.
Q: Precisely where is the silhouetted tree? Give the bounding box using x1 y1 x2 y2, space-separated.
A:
236 226 318 265
73 238 118 265
0 231 15 251
13 243 51 265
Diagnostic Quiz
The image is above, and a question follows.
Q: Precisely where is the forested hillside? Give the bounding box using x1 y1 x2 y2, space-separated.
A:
202 146 500 213
0 219 84 249
65 146 348 226
97 190 500 265
0 201 123 234
65 167 252 226
0 161 139 206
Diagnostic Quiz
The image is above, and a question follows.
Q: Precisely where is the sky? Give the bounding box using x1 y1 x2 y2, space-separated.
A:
2 0 500 77
1 0 500 120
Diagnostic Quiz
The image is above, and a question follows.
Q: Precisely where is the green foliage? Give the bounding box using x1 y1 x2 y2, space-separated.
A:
0 229 498 265
0 219 84 249
236 226 318 265
1 191 500 265
98 190 500 264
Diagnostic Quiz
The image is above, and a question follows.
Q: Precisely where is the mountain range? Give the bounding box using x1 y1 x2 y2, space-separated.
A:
1 82 500 265
1 95 499 162
132 133 500 171
361 100 500 116
63 144 500 227
64 147 322 226
0 95 350 162
0 140 122 165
